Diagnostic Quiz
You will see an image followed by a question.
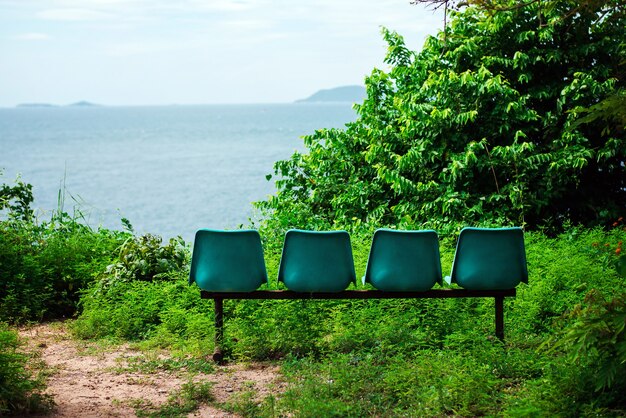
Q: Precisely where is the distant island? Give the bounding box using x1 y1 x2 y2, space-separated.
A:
16 103 58 108
296 85 366 103
16 101 101 108
68 101 101 107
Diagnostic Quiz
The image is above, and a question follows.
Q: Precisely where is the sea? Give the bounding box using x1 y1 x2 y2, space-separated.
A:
0 104 357 243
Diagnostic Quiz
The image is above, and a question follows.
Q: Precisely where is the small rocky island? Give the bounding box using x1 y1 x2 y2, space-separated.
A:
296 85 366 103
16 101 100 108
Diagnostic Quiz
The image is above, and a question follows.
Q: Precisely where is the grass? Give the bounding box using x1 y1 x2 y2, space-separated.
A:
114 352 215 375
130 380 214 418
0 324 54 416
3 216 626 416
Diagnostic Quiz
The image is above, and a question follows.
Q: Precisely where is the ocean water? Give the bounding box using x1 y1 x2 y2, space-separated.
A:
0 104 357 242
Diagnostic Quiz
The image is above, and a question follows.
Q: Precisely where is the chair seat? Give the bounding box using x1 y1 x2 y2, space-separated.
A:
189 229 268 292
450 227 528 290
363 229 442 292
278 230 356 292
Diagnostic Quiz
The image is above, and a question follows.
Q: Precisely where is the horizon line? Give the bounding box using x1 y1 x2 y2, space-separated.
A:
2 101 362 109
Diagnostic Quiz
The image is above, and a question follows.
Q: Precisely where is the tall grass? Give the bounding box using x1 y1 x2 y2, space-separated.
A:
0 324 53 415
69 224 626 416
3 174 625 415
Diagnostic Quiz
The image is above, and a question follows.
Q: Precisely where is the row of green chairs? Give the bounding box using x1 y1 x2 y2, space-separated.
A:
189 227 528 293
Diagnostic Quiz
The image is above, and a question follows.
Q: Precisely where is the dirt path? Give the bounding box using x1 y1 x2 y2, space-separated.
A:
19 322 285 417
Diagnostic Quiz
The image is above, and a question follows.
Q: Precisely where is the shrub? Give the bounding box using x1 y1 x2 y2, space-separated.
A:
545 290 626 406
256 0 625 233
0 175 33 222
73 275 214 347
95 234 187 294
0 324 52 415
276 347 521 417
0 215 125 323
70 222 626 415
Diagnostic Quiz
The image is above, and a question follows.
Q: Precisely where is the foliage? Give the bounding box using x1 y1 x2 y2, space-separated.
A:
548 290 626 394
132 380 213 418
219 390 275 418
70 223 626 415
0 324 53 416
0 175 188 324
0 214 126 324
0 176 33 222
275 348 519 417
96 234 187 293
73 275 214 346
257 0 625 233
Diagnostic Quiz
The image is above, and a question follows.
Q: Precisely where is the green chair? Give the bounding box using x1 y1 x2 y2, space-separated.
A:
189 229 268 292
278 230 356 292
449 227 528 290
363 229 442 291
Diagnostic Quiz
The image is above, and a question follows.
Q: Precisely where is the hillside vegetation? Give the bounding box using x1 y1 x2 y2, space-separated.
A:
258 0 625 234
1 0 625 416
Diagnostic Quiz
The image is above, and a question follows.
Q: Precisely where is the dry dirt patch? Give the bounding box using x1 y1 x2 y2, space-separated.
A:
19 322 285 417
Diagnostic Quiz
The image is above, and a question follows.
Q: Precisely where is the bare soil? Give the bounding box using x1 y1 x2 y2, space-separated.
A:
18 322 285 417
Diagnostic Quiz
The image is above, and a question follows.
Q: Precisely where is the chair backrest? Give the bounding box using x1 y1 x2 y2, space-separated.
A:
189 229 268 292
278 229 356 292
450 227 528 290
363 229 442 292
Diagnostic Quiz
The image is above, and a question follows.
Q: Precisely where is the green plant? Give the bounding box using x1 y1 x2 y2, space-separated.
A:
0 214 126 323
589 217 626 277
219 390 264 417
257 0 625 233
73 276 214 343
548 290 626 393
276 349 507 417
97 234 187 292
0 324 53 415
132 380 213 418
0 175 33 222
117 354 214 375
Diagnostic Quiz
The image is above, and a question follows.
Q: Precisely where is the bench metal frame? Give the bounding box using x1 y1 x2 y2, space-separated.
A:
201 288 516 362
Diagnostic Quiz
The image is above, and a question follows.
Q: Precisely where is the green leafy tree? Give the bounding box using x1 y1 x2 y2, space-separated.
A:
257 0 625 233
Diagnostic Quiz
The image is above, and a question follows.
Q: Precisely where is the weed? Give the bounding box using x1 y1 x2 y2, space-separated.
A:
132 380 213 418
0 324 54 415
219 390 263 417
117 354 214 375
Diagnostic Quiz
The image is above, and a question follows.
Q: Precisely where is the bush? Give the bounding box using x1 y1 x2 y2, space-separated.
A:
95 233 187 293
73 275 214 348
0 324 52 415
69 214 626 415
256 0 625 233
0 175 33 222
540 290 626 411
0 215 126 323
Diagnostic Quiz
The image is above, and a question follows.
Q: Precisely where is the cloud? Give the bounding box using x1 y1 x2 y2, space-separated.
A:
13 32 51 41
37 8 115 21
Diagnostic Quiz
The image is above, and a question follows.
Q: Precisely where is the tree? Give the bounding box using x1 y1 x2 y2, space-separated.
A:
257 0 625 233
417 0 626 130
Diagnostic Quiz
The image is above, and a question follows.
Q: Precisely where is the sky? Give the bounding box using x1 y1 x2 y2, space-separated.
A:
0 0 444 106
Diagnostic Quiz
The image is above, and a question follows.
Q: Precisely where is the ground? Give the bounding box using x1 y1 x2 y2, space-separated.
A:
18 322 285 417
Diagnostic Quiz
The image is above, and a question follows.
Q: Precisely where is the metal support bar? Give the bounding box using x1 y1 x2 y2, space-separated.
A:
495 295 504 342
201 289 516 300
203 289 516 361
213 296 224 363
